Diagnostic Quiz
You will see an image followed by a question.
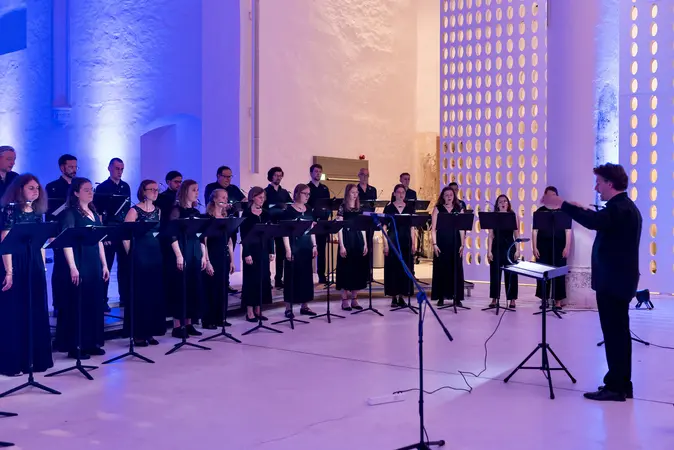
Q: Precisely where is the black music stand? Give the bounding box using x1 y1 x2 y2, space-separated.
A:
45 226 110 381
308 220 346 323
388 214 431 314
94 193 130 223
350 214 383 317
199 217 244 344
436 212 474 314
0 411 16 448
241 223 284 336
102 221 161 365
272 220 313 329
312 198 342 286
162 218 212 355
405 200 430 212
478 212 517 314
0 222 60 398
503 261 576 399
532 211 572 319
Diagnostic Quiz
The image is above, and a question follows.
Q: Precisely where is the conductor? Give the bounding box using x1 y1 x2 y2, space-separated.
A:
541 163 642 402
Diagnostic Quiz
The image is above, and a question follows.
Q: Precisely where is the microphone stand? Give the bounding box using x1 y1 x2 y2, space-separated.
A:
369 214 453 450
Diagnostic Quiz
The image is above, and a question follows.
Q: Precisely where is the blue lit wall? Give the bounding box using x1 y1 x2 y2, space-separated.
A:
0 0 241 192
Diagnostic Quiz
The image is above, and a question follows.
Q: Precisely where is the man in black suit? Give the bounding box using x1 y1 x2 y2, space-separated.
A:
390 172 417 203
307 163 331 284
0 146 18 199
542 163 642 402
263 166 292 288
46 154 78 222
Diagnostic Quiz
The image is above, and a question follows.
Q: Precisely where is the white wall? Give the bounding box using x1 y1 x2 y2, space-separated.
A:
416 0 440 134
249 0 419 197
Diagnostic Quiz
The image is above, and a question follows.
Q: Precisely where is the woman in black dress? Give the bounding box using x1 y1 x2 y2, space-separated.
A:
487 194 520 308
240 187 274 322
431 186 466 307
532 186 571 310
202 188 236 329
121 180 166 346
383 184 416 307
0 174 53 376
281 184 317 318
336 184 368 310
169 179 207 338
54 177 110 358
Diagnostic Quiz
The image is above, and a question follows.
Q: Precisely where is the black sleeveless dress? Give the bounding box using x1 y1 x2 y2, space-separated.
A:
123 206 166 339
0 208 53 375
202 214 233 327
431 205 465 301
240 209 274 307
282 207 315 304
534 206 567 301
336 207 368 291
383 203 415 297
168 206 204 321
489 212 518 300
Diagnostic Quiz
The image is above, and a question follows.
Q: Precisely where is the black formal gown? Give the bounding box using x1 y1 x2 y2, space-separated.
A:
240 209 273 308
123 206 166 339
202 215 233 327
383 203 415 297
54 208 106 353
168 206 204 321
489 214 518 301
282 207 314 304
0 208 53 376
431 205 465 301
534 206 567 301
336 207 368 291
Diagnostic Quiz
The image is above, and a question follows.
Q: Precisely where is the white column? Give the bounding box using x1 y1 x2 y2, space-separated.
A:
547 0 602 308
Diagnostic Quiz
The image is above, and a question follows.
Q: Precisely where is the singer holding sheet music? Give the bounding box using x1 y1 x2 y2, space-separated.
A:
168 180 206 338
201 189 236 329
0 175 53 376
240 187 274 322
487 194 519 309
431 186 465 307
281 184 317 318
542 163 642 402
533 186 571 310
383 184 416 307
336 184 368 310
53 178 110 358
122 180 166 346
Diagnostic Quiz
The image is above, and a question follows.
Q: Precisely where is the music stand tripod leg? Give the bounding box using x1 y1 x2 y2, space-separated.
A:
243 243 283 335
352 249 383 317
311 231 345 322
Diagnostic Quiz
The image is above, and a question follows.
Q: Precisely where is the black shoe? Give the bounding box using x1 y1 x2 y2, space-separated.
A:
186 324 202 336
437 299 445 306
318 277 327 285
257 314 269 321
246 316 258 323
341 305 352 312
227 286 239 294
598 385 633 399
172 327 186 338
391 298 399 307
134 340 149 347
300 307 316 316
584 389 626 402
275 281 284 289
86 347 106 356
351 304 363 310
398 297 407 307
223 320 232 327
285 310 295 319
67 351 90 360
454 300 463 307
148 338 159 346
202 324 218 330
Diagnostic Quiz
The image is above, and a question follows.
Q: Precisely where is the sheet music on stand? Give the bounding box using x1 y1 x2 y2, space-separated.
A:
52 202 68 217
505 260 568 280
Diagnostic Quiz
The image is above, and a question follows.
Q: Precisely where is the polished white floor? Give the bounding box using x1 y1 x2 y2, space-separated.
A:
3 282 674 450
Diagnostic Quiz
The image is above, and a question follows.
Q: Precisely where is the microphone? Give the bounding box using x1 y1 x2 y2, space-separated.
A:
515 238 530 243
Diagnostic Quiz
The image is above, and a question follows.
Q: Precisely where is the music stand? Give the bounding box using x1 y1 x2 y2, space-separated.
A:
0 222 61 398
161 218 212 355
241 223 284 336
532 211 572 319
478 212 517 314
272 220 314 329
503 260 576 399
312 198 342 286
308 220 347 323
435 212 474 314
45 226 110 381
0 411 16 448
347 214 384 317
405 200 430 212
94 193 130 223
388 214 431 314
101 221 161 365
199 217 244 343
